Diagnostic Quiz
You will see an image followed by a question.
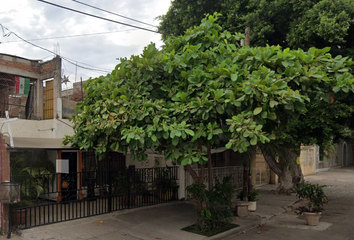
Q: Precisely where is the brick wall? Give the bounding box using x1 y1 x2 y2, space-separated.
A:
0 54 54 74
0 135 10 234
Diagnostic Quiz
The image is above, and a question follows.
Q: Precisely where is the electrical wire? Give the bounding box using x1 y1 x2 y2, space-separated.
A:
36 0 158 33
0 24 111 74
72 0 158 28
1 29 139 43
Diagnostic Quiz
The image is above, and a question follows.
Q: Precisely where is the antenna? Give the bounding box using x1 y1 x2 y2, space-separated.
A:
53 43 60 56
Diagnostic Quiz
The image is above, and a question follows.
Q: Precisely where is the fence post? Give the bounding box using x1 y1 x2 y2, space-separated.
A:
108 171 112 213
127 168 131 209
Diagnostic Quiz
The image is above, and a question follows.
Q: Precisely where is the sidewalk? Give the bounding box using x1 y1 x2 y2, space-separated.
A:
1 184 297 240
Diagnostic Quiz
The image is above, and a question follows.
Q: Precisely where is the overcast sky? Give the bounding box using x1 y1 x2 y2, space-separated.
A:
0 0 171 89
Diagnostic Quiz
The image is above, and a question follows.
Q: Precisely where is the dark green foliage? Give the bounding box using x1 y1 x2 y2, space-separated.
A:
186 176 235 232
153 168 178 193
113 169 147 194
10 150 55 201
158 0 354 57
295 181 329 213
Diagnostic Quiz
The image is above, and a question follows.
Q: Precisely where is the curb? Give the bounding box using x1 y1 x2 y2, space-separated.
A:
207 220 260 240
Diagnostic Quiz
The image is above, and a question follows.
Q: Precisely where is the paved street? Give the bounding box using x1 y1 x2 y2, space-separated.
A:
226 167 354 240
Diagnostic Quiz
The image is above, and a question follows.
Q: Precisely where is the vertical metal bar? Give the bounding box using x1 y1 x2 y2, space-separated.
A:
64 203 66 221
43 205 46 224
127 169 130 209
76 197 78 219
7 204 11 239
108 171 112 213
29 207 32 227
34 206 37 226
38 206 41 225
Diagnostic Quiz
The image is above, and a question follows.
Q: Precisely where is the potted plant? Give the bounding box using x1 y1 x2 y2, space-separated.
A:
295 181 328 226
236 189 260 211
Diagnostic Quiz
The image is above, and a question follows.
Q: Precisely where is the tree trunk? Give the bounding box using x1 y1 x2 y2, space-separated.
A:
243 162 249 201
261 144 303 194
185 165 204 184
277 159 303 194
207 146 213 190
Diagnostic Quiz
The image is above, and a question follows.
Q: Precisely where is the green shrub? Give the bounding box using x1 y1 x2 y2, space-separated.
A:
295 181 328 213
236 189 260 201
187 175 235 232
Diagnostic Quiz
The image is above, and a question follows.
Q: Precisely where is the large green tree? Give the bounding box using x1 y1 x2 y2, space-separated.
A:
158 0 354 56
64 14 354 192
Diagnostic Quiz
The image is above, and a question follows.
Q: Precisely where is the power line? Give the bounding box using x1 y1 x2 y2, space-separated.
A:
35 0 158 34
0 24 111 74
72 0 158 28
1 29 139 43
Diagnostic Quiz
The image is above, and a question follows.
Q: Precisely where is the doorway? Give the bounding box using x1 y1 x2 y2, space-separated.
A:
61 152 78 201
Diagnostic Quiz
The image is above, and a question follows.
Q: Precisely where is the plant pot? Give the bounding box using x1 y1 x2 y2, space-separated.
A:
247 201 257 211
235 201 248 217
304 212 321 226
11 209 26 227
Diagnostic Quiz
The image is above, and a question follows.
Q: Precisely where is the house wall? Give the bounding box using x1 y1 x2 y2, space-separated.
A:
0 54 61 119
0 135 10 234
0 118 74 139
125 153 173 169
300 146 316 176
317 142 354 172
62 99 78 119
251 153 271 186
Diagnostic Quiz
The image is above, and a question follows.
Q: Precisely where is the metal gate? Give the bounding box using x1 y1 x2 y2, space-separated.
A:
10 151 178 229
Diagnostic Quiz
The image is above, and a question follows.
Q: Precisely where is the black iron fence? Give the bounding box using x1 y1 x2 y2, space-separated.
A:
10 167 179 229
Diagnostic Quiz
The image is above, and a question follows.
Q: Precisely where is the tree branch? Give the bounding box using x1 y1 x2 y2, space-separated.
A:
185 165 200 183
260 148 282 176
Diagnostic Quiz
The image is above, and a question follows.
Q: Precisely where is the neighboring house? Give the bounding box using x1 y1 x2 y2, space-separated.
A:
0 54 180 234
299 143 353 176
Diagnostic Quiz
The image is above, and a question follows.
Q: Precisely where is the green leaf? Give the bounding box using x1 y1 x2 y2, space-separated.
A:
267 112 277 120
231 73 238 81
255 125 263 131
181 158 190 165
253 107 262 115
269 100 277 108
243 131 250 137
207 133 213 140
216 104 224 114
333 86 340 93
250 136 257 145
172 137 179 146
151 135 157 142
185 129 195 136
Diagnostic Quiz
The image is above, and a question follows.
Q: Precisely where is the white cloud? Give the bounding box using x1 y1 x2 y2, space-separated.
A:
0 0 171 85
